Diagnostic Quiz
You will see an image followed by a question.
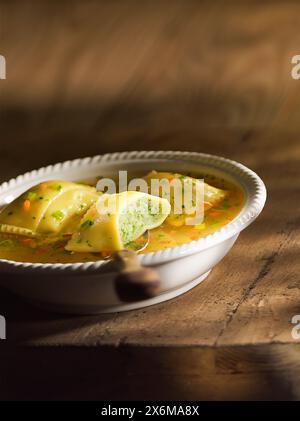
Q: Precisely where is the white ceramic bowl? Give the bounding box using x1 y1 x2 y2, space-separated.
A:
0 151 266 314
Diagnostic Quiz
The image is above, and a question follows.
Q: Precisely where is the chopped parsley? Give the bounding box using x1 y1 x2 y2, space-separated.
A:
51 210 65 221
0 239 14 247
26 191 37 201
80 219 94 230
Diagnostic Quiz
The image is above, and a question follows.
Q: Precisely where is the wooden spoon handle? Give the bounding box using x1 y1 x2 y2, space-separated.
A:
113 250 161 302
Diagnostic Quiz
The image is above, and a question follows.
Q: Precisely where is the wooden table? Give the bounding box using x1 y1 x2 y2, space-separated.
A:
0 0 300 400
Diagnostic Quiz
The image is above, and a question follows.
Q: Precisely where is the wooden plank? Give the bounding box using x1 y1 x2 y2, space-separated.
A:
1 0 300 178
217 191 300 345
1 344 300 400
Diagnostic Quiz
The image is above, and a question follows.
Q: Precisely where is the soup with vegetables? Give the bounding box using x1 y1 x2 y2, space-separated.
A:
0 172 244 263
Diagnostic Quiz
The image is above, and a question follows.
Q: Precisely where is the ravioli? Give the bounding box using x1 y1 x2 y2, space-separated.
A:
66 191 171 253
0 180 100 236
143 171 228 226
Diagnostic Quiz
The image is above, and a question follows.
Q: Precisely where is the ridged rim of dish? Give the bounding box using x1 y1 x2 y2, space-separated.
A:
0 151 266 273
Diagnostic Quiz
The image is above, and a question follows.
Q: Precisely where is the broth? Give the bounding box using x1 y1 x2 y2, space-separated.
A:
0 174 244 263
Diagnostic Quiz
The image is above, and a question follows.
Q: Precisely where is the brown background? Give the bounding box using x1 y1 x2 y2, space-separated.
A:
0 0 300 400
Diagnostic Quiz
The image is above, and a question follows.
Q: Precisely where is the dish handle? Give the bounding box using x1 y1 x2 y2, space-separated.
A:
113 250 160 302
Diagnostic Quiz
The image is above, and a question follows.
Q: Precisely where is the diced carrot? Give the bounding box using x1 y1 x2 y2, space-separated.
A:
204 201 212 209
23 199 31 210
101 250 111 258
135 236 145 244
209 211 222 218
89 208 97 218
35 248 46 256
21 238 34 246
39 182 48 190
189 229 199 240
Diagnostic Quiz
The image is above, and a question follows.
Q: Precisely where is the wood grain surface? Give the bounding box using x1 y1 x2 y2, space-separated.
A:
0 0 300 400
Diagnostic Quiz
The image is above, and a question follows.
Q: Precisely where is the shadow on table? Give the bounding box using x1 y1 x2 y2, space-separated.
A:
0 286 116 345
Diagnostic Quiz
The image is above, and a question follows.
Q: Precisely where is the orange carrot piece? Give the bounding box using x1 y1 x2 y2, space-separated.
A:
35 248 46 256
209 211 222 218
21 238 34 246
135 237 145 244
101 250 111 258
159 240 171 245
23 199 31 210
39 182 48 190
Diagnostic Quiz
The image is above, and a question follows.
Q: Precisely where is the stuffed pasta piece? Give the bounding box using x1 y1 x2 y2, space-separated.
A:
66 191 171 253
143 171 228 227
0 180 100 237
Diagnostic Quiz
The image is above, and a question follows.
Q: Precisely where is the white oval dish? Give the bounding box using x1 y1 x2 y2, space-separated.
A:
0 151 266 314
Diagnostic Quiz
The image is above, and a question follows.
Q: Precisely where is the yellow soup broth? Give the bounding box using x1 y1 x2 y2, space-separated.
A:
0 175 244 263
146 179 244 252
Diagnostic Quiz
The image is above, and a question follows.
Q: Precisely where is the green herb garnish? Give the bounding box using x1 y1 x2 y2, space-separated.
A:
26 191 37 201
51 210 65 221
0 239 14 247
80 219 94 230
